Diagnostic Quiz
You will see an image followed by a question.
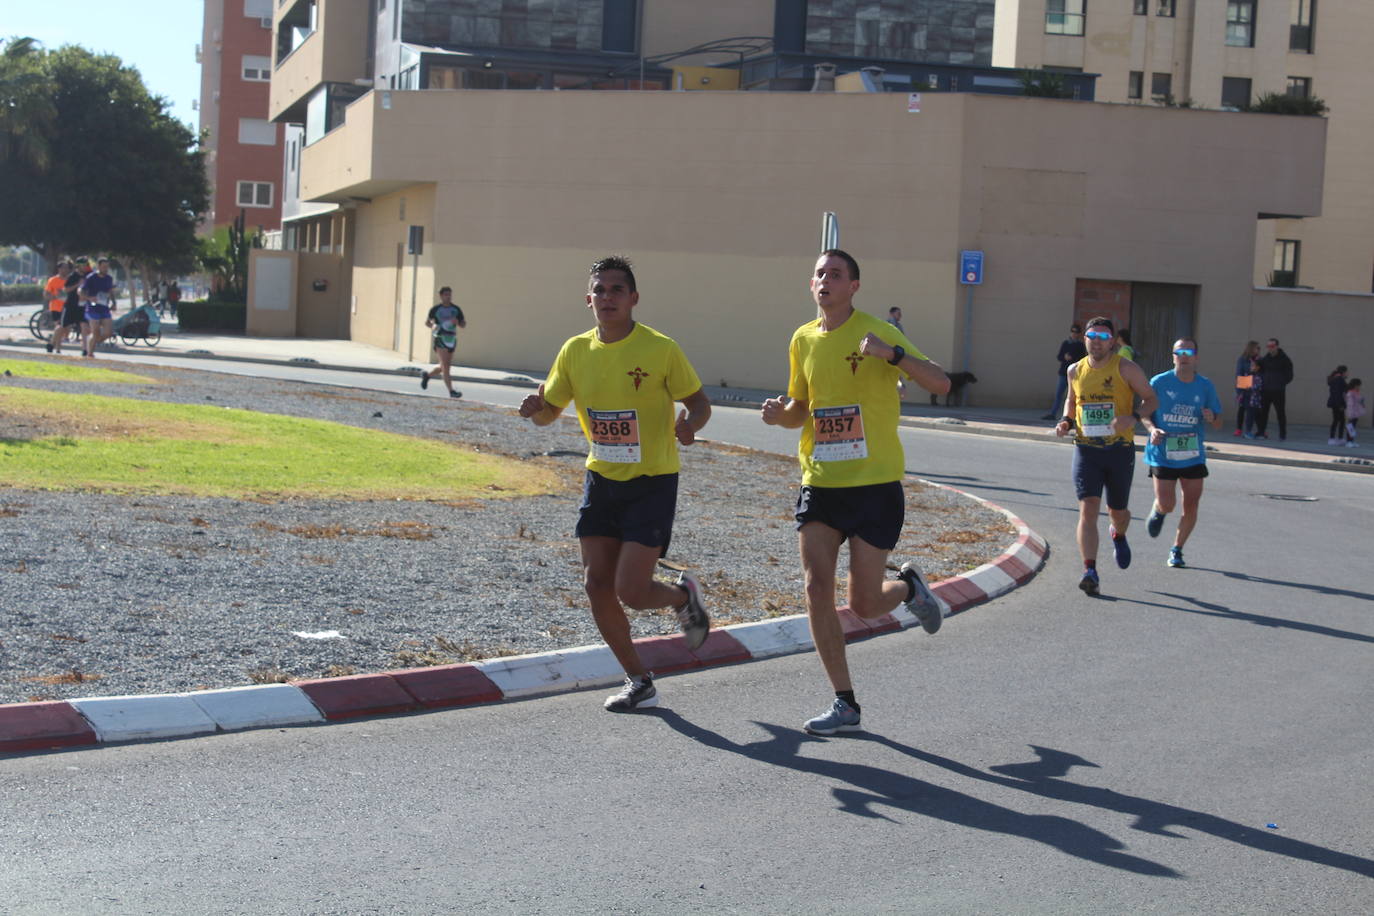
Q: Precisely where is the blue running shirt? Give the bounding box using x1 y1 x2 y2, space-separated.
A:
1146 370 1222 469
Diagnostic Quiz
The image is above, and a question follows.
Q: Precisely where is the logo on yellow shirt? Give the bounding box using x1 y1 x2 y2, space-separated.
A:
845 351 864 374
627 366 649 390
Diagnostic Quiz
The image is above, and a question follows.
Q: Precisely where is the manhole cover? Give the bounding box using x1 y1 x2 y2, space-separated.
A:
1255 494 1319 502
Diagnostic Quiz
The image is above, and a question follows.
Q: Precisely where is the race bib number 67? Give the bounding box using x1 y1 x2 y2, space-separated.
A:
588 408 641 463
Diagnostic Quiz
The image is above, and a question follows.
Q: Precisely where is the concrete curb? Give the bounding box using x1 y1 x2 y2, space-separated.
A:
0 483 1047 756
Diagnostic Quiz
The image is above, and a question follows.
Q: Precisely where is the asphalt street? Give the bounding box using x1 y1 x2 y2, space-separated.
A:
2 355 1372 914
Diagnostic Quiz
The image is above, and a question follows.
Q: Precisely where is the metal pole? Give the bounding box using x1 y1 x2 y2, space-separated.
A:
961 286 974 406
407 249 419 360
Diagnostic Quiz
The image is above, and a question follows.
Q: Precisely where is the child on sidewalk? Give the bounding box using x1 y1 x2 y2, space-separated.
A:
1344 379 1365 447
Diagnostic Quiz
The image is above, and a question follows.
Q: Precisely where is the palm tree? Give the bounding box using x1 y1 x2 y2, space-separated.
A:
0 37 56 171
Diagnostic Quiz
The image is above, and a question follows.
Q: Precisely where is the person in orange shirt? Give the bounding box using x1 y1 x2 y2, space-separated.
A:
42 260 69 352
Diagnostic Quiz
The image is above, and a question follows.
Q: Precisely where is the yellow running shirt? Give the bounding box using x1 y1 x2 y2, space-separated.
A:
1071 352 1136 447
787 310 923 487
543 322 703 481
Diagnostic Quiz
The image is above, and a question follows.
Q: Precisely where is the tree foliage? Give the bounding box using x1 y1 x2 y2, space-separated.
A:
1242 91 1328 117
0 40 208 272
1018 69 1071 99
197 209 261 303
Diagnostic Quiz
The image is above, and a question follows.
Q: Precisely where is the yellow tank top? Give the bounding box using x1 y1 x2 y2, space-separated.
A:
1071 353 1135 447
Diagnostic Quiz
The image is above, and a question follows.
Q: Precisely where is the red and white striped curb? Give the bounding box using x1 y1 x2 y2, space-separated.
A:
0 487 1046 754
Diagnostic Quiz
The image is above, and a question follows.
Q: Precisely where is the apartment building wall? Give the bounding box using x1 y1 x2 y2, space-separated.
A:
271 88 1352 421
994 0 1374 295
201 0 284 231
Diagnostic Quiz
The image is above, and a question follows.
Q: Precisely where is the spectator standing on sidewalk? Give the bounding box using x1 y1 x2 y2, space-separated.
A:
1254 337 1294 440
1326 365 1349 445
166 280 180 318
1116 328 1136 361
1233 341 1261 437
1042 323 1086 420
1344 379 1365 448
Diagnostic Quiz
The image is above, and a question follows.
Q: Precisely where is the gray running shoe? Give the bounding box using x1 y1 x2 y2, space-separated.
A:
804 697 862 735
604 674 658 712
1167 547 1186 568
674 571 710 650
899 561 943 634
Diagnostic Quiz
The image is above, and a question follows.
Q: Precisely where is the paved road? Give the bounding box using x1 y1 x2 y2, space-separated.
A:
3 359 1372 914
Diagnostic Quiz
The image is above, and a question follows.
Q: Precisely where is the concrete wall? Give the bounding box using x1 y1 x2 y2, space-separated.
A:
996 0 1374 295
1247 287 1374 425
299 89 1325 410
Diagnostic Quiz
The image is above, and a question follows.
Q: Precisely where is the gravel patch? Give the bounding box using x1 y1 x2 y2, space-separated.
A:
0 354 1016 703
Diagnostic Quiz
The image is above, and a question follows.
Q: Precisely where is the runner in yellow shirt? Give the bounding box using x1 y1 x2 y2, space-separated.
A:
1055 316 1158 596
519 255 712 712
760 249 951 735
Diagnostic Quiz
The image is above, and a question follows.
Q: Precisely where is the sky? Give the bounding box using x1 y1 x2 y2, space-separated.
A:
3 0 205 130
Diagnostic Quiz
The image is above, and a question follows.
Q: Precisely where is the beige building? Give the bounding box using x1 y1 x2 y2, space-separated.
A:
994 0 1374 295
256 0 1367 424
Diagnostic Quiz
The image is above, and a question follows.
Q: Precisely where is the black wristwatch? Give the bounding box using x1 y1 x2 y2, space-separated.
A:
887 345 905 366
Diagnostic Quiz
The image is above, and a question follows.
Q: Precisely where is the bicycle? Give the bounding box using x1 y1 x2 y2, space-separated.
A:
28 307 58 342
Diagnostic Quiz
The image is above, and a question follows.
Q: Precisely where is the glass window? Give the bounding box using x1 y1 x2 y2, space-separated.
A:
1134 0 1147 14
236 181 273 208
1272 239 1300 286
241 55 271 81
428 66 462 90
1045 0 1085 36
1128 71 1143 100
1286 76 1311 98
1151 72 1172 101
602 0 638 52
1227 1 1256 47
1221 77 1252 111
1157 0 1176 16
1290 0 1316 52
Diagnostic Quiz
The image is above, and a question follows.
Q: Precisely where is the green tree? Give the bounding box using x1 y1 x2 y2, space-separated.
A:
1242 91 1328 117
0 41 208 278
1018 69 1071 99
0 37 55 171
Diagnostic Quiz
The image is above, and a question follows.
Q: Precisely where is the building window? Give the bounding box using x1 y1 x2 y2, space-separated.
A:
1045 0 1085 36
1272 239 1300 286
237 181 274 208
1151 72 1172 101
1134 0 1147 14
1287 76 1312 98
1290 0 1316 53
1157 0 1176 16
243 0 271 17
1221 77 1252 111
237 117 277 145
242 54 271 81
1128 71 1143 100
602 0 638 52
1227 1 1256 47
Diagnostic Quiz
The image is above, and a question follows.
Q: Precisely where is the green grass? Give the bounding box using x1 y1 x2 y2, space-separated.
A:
0 388 556 500
0 357 157 384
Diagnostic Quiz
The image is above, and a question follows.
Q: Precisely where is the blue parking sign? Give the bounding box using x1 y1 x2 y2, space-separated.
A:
960 250 984 285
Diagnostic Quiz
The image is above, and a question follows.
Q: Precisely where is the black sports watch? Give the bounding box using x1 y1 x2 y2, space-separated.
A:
887 345 905 366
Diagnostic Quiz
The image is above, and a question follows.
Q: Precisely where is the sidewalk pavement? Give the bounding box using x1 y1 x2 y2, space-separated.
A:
4 313 1369 475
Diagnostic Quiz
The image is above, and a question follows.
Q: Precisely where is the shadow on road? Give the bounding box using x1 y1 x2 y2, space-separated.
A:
648 709 1178 878
889 742 1374 881
1123 591 1374 645
910 470 1052 498
1192 567 1374 604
